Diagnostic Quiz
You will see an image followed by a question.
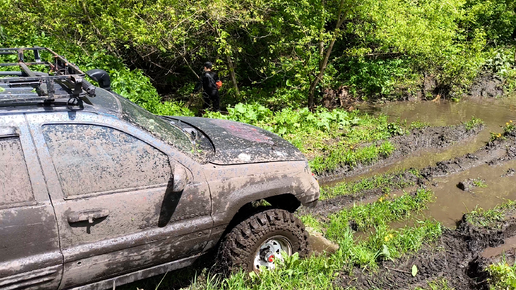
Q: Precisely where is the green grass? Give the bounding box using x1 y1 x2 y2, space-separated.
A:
409 121 430 130
472 178 487 188
320 169 419 200
464 200 516 228
326 188 434 236
488 258 516 289
463 117 484 131
309 141 396 174
174 188 440 290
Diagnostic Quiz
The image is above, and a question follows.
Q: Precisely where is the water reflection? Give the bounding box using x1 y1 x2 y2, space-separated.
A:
333 96 516 229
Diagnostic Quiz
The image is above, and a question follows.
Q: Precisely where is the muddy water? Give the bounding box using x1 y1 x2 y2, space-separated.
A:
357 96 516 178
427 159 516 228
336 97 516 229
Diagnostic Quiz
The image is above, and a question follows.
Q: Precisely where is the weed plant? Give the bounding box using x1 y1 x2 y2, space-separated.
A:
320 170 419 200
472 178 487 188
185 189 440 290
465 200 516 228
464 117 484 131
488 258 516 289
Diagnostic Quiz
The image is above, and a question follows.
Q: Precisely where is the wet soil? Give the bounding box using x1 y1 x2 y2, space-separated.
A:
317 123 484 184
303 128 516 220
337 214 516 290
307 99 516 289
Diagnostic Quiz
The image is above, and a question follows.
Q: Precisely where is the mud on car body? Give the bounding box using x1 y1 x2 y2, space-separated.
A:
0 47 319 289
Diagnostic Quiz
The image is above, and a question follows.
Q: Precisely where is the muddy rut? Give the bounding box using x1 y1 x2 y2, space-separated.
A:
338 215 516 290
307 123 516 289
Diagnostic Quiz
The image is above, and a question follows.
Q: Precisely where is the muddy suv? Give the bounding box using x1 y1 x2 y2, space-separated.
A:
0 48 319 290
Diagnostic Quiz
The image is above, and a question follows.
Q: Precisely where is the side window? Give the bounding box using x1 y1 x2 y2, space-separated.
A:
42 124 171 197
0 137 34 206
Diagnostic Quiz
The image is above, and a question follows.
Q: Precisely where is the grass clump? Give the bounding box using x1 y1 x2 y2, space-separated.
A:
409 121 430 130
309 141 395 175
465 200 516 228
472 178 487 188
320 170 419 200
488 259 516 289
326 188 434 236
463 116 484 131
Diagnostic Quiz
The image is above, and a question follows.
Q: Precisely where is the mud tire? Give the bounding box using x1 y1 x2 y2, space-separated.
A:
218 208 309 272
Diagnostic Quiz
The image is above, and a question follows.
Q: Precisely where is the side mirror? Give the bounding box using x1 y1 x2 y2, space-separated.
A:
86 69 112 91
172 164 189 192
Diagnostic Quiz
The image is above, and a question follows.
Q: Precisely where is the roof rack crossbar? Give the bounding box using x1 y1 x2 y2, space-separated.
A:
0 47 96 105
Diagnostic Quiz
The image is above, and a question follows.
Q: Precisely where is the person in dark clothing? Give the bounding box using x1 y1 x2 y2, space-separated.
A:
192 62 220 111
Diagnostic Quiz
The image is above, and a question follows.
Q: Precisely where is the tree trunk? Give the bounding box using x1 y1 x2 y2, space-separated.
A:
308 38 337 109
226 53 240 97
307 0 346 110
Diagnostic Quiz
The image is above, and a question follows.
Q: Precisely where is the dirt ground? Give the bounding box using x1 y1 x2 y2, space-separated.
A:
308 126 516 289
317 123 484 184
337 215 516 290
304 123 484 217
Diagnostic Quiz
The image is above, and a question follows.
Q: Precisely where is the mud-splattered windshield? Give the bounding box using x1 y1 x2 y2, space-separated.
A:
113 94 193 154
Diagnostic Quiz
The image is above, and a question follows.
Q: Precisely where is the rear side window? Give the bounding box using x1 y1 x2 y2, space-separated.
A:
0 137 34 206
42 124 171 197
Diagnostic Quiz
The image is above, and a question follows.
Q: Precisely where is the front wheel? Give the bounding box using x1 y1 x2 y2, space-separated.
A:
218 208 309 272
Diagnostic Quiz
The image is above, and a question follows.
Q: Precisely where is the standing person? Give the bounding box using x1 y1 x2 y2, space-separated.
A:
192 62 220 112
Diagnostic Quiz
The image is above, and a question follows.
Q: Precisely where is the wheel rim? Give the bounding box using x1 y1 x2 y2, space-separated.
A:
253 235 293 270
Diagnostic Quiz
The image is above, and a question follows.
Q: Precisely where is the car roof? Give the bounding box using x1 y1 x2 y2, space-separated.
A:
0 47 121 116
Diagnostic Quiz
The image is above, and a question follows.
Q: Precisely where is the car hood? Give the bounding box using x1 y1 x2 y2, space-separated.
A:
171 117 306 165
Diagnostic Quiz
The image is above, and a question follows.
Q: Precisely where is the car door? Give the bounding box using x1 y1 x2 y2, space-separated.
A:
26 112 212 289
0 115 63 290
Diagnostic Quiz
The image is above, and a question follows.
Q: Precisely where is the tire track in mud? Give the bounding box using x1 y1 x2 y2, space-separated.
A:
302 124 485 217
316 123 484 184
338 214 516 290
307 128 516 289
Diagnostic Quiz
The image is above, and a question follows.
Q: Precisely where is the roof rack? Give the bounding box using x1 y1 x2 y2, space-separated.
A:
0 47 96 108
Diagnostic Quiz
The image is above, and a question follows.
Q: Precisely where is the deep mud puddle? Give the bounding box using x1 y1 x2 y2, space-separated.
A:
349 96 516 180
425 159 516 228
320 97 516 289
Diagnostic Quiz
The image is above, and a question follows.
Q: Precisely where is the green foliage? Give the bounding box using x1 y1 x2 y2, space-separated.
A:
3 0 515 105
410 121 430 130
472 178 487 188
339 58 416 100
464 116 484 131
465 200 516 228
490 119 515 141
205 103 357 136
488 259 516 290
321 170 418 200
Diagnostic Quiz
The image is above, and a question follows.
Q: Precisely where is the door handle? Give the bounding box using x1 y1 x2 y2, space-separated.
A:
68 209 110 224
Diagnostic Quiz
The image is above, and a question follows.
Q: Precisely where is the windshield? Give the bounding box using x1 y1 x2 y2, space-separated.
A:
113 94 193 154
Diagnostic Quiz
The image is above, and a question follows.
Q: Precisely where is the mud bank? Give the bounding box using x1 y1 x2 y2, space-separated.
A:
419 129 516 179
338 214 516 290
316 123 484 184
303 128 516 219
300 171 423 217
